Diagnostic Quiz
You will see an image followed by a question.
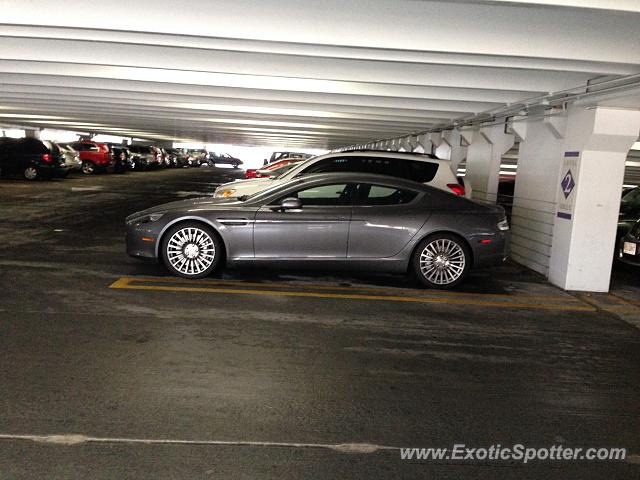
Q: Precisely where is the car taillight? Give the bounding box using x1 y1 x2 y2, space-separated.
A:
245 169 257 179
447 183 465 196
42 153 52 162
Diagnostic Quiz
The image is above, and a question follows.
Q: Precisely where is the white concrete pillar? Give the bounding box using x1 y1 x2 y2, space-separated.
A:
465 124 515 203
510 115 566 276
25 129 40 139
417 133 433 155
548 106 640 292
438 129 467 172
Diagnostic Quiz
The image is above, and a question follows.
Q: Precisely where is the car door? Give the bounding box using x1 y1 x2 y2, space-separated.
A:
348 183 429 258
253 183 356 259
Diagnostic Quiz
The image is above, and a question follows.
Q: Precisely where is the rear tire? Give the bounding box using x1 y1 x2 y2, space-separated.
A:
232 161 240 168
412 233 470 289
161 222 223 279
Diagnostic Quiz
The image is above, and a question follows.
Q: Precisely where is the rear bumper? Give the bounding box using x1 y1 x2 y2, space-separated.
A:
618 237 640 266
471 231 510 268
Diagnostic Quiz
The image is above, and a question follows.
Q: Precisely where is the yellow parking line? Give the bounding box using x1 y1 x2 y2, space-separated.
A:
109 277 596 311
115 276 583 303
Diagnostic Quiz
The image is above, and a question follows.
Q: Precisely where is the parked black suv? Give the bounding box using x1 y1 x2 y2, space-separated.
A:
106 143 131 173
0 137 68 180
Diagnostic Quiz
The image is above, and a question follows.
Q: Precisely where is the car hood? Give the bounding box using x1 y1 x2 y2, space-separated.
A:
127 196 242 220
215 177 282 197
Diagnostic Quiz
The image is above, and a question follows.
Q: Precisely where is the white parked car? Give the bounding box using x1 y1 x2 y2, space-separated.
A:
214 151 468 199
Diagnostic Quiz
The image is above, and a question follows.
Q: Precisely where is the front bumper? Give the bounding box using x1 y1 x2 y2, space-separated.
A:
125 220 163 260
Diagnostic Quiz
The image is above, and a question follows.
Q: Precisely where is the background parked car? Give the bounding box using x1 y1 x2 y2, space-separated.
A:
128 145 162 170
106 144 131 174
207 152 243 168
69 140 114 175
618 187 640 240
268 151 314 164
56 142 82 172
0 137 68 180
165 148 190 167
215 151 465 199
187 149 208 167
250 160 305 179
618 218 640 266
245 157 306 179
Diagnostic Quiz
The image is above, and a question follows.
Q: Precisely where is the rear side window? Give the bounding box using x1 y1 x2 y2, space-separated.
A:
356 184 419 205
300 156 439 183
406 160 439 183
82 143 99 152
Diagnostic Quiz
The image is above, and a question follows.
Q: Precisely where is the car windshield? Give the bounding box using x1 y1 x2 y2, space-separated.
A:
621 188 640 212
237 178 301 203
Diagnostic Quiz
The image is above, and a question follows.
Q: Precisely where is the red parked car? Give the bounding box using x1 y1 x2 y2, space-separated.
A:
69 141 114 174
245 157 306 179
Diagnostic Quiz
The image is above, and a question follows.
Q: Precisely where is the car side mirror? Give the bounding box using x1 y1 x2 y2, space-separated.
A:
280 197 302 210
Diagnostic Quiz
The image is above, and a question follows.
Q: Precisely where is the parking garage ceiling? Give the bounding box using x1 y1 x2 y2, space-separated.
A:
1 0 640 148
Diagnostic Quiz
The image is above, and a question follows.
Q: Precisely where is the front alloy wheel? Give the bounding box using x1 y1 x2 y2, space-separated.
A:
161 222 222 278
413 234 470 288
81 161 95 175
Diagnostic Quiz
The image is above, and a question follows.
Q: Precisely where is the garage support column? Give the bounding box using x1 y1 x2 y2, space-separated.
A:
509 111 565 276
24 129 40 139
438 129 467 173
548 106 640 292
417 134 433 155
464 124 515 203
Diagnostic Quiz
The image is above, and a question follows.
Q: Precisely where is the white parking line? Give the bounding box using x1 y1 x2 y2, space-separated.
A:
0 433 395 454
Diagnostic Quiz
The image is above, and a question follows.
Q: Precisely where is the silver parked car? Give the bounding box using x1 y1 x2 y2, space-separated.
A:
56 143 82 171
126 173 509 288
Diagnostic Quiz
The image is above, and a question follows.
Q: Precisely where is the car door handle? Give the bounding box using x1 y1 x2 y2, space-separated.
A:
217 218 254 226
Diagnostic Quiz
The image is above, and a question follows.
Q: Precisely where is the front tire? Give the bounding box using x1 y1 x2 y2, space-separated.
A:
412 234 470 289
161 222 222 279
23 165 39 180
81 160 96 175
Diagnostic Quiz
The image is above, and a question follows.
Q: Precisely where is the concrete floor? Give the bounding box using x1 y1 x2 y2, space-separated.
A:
0 167 639 479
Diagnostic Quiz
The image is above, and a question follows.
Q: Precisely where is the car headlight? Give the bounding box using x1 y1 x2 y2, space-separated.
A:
497 218 509 231
130 213 165 225
220 189 236 198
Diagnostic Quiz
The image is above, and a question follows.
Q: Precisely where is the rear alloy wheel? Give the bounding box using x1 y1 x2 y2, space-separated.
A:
161 222 222 279
81 160 96 175
23 166 39 180
412 234 470 289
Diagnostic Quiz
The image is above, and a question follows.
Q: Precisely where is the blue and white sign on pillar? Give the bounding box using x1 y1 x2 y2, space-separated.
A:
557 151 579 220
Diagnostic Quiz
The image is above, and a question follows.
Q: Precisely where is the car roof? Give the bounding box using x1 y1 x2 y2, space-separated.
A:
283 172 433 191
338 149 440 160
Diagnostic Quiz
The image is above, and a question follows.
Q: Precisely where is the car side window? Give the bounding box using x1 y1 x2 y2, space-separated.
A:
356 184 419 205
301 157 353 175
279 183 353 206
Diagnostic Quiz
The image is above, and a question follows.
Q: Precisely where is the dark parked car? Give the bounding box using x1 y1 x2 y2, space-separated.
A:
106 144 131 173
69 140 114 174
187 149 207 167
618 218 640 266
126 173 509 288
0 137 68 180
128 145 162 170
165 148 190 167
618 187 640 240
207 152 243 168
